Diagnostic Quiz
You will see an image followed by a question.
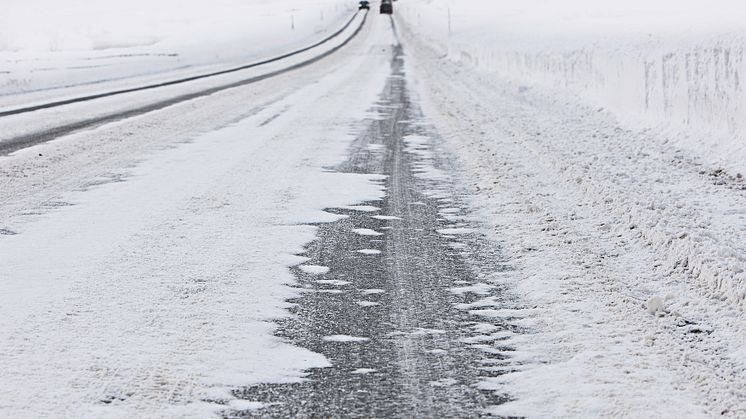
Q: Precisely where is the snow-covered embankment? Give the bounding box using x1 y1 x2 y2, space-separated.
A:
399 0 746 172
399 1 746 416
399 0 746 315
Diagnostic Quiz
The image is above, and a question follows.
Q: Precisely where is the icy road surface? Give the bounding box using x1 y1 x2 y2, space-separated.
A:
1 5 744 419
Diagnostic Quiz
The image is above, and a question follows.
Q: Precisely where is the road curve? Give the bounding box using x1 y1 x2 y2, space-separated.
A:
0 11 368 156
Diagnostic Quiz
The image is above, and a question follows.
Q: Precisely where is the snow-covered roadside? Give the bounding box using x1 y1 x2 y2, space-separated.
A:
0 16 393 417
0 10 367 150
0 0 354 96
400 10 746 419
397 0 746 175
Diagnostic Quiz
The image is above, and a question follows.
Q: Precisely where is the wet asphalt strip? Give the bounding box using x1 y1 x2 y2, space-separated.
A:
229 29 523 419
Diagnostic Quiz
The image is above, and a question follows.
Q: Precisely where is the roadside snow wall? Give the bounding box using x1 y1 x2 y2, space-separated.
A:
398 0 746 172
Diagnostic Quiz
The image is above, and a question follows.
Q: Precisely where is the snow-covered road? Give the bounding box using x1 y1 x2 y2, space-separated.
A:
0 11 366 155
2 2 746 418
0 11 390 417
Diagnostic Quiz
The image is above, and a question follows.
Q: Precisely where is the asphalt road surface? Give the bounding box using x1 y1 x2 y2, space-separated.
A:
232 41 515 418
0 10 518 418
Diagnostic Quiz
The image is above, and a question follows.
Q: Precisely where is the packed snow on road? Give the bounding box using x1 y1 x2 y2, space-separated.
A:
2 0 746 417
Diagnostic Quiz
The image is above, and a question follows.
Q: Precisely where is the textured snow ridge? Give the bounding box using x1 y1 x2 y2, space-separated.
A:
0 16 392 417
397 0 746 175
399 0 746 312
402 13 746 418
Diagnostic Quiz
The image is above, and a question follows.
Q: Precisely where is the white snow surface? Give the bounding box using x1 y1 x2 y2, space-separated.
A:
0 13 395 417
371 215 401 220
356 249 382 255
300 265 331 275
398 0 746 174
0 0 354 96
399 4 746 417
321 335 370 343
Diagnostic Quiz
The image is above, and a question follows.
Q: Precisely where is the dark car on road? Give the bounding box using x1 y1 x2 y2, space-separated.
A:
380 0 393 14
359 1 370 10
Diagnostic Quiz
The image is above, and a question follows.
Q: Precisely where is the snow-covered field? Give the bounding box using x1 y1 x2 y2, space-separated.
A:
398 1 746 416
0 0 354 96
398 0 746 172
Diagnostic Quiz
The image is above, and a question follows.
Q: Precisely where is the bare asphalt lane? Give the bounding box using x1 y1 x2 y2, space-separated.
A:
231 37 519 418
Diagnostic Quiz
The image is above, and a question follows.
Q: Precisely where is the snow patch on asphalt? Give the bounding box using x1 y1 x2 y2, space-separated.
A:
356 249 382 255
371 215 401 220
322 335 370 343
352 228 383 236
449 283 495 296
361 288 385 295
300 265 331 275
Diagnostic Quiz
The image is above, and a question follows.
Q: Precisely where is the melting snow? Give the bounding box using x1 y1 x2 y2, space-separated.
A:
356 249 382 255
361 289 385 295
299 265 330 275
352 228 383 236
371 215 401 220
322 335 370 343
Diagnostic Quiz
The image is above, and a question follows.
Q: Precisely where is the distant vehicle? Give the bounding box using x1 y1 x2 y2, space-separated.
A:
380 0 393 14
359 1 370 10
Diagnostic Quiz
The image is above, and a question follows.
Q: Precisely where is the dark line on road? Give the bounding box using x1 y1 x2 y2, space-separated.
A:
0 12 369 156
0 12 362 118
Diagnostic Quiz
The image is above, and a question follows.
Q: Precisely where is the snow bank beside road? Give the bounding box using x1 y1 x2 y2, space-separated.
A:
398 0 746 173
0 0 354 95
399 0 746 312
401 3 746 416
